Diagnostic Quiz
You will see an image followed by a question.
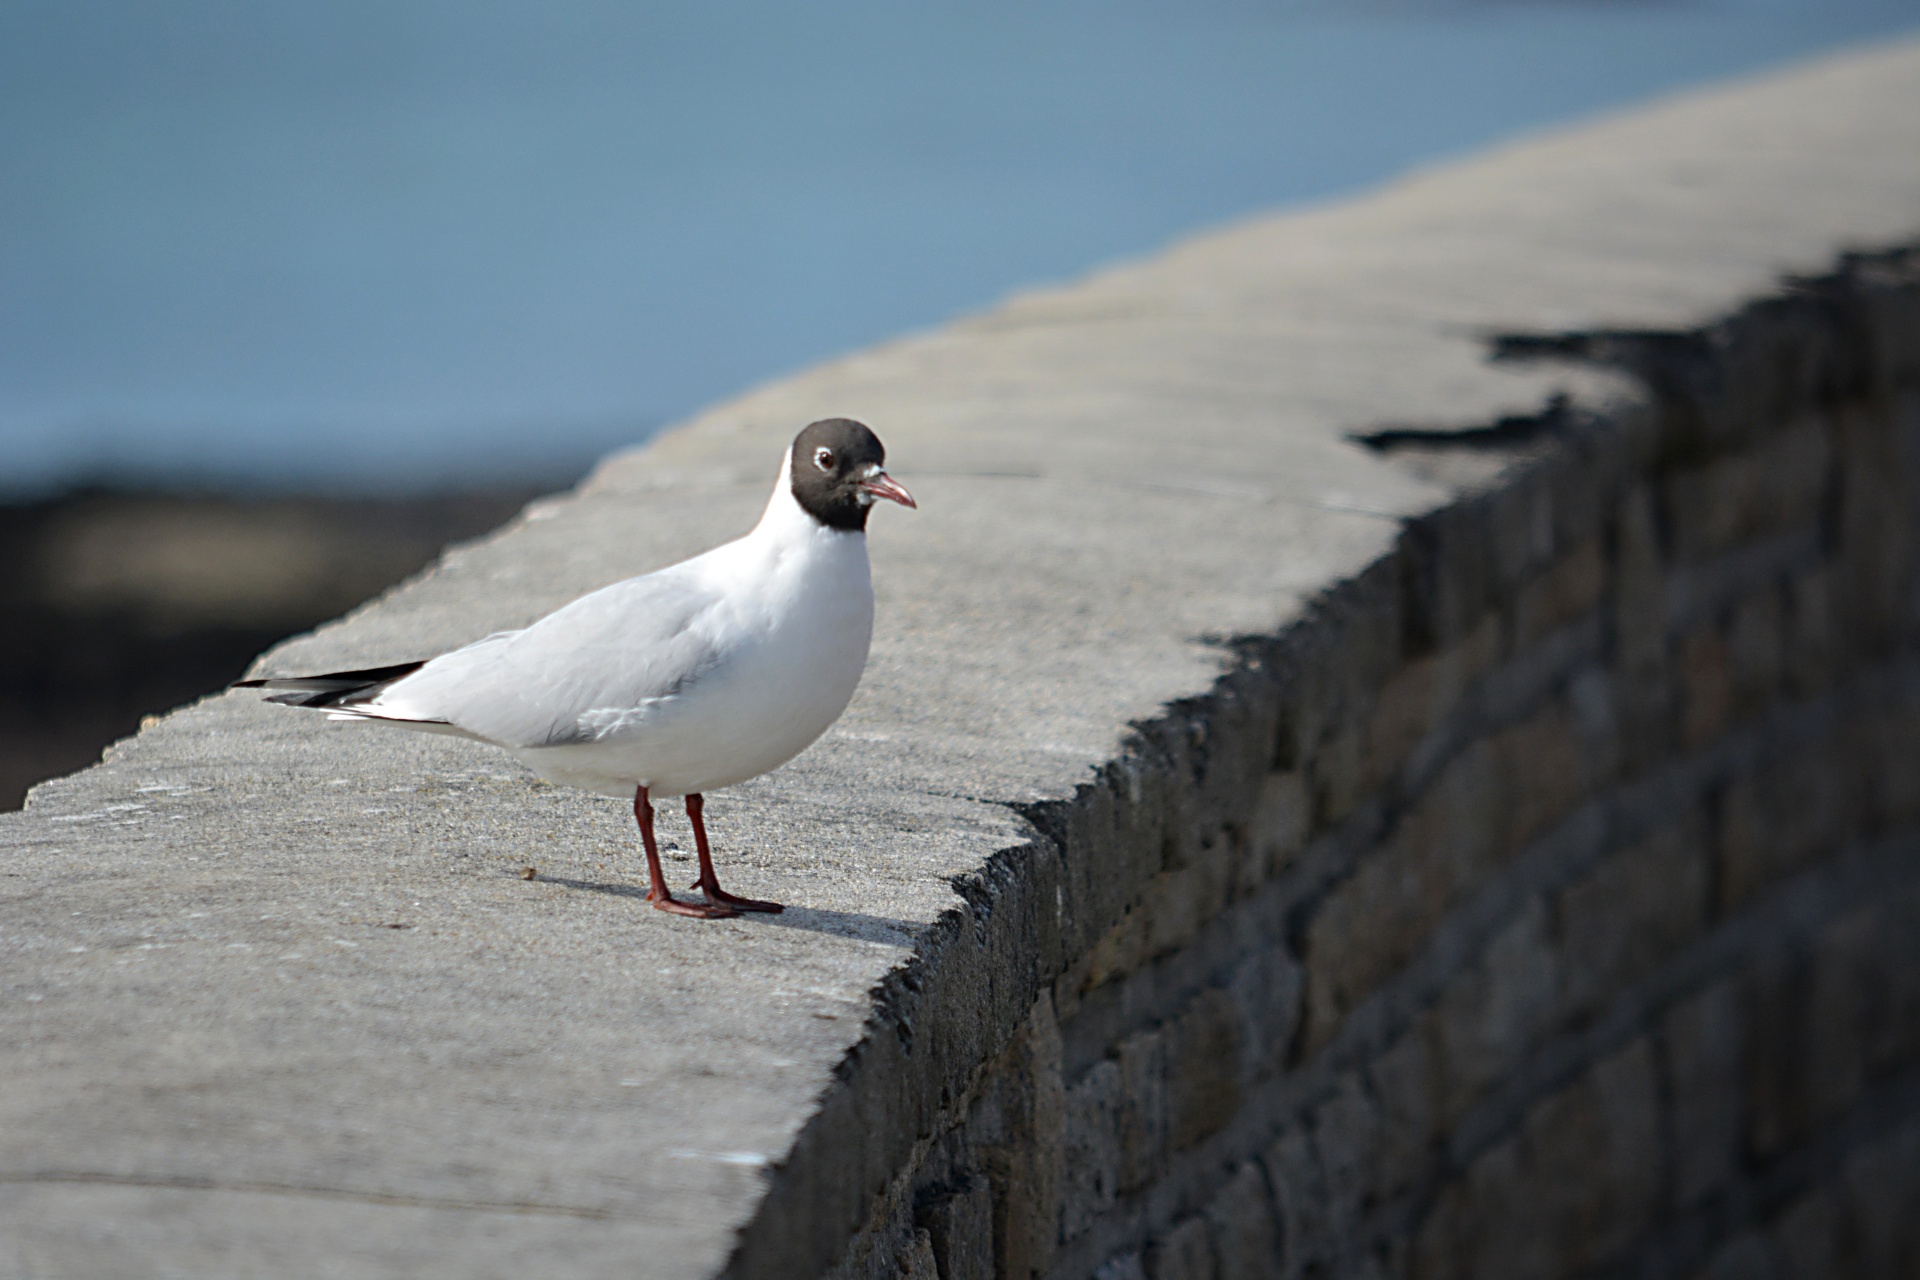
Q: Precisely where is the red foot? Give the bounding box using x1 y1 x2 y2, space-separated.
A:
650 894 738 920
634 786 737 923
683 793 785 913
695 884 785 914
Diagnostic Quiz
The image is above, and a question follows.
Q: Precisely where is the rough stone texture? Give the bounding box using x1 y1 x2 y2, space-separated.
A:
1203 1162 1281 1280
6 36 1920 1280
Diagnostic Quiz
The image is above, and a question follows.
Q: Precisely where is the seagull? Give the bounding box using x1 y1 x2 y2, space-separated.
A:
236 418 915 920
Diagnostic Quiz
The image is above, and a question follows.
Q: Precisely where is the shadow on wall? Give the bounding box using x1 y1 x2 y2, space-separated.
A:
0 487 547 810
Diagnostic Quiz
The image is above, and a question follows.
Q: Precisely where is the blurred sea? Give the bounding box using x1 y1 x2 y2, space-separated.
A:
4 0 1918 495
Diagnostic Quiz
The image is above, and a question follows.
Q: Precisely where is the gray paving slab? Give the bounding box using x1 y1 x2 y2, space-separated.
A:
5 36 1920 1279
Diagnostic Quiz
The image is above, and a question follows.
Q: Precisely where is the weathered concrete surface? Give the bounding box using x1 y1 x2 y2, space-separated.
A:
4 36 1919 1279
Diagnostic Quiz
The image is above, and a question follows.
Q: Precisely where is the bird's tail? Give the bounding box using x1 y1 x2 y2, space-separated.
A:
233 661 428 709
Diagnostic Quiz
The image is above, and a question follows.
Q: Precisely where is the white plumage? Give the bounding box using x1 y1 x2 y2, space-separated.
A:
241 418 913 918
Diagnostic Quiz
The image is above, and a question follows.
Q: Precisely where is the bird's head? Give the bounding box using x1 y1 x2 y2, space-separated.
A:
788 418 916 532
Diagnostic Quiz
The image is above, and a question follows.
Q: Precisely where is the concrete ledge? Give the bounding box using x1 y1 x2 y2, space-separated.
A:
5 37 1920 1280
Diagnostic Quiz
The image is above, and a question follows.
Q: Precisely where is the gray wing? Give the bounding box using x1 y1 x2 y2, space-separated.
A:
376 571 723 749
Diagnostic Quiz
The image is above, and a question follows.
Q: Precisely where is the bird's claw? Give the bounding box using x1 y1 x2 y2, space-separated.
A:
687 878 784 913
650 895 738 920
707 890 785 914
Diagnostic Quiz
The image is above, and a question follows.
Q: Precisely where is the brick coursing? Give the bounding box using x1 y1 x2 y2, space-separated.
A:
731 248 1920 1280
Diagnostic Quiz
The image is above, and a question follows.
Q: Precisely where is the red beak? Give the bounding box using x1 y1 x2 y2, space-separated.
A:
860 471 917 509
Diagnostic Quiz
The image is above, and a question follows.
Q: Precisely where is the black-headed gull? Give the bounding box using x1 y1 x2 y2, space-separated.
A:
237 419 915 919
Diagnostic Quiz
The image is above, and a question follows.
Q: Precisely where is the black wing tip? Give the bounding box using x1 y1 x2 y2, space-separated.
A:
233 660 429 707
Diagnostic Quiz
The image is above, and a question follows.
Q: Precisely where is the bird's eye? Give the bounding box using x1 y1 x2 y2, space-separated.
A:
814 448 835 472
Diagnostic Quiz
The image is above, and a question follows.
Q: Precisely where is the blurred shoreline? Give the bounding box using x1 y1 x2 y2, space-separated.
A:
0 484 550 809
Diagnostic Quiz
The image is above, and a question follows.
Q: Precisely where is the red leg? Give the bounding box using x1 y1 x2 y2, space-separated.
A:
636 785 734 919
685 793 784 913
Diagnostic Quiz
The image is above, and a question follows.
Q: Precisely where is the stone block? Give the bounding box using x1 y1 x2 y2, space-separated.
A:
1437 1034 1663 1280
1545 445 1609 557
1226 946 1303 1084
1555 816 1709 1026
1299 860 1394 1056
1690 1232 1781 1280
1514 537 1606 651
1528 1037 1661 1272
1567 665 1620 754
1803 905 1877 1130
1145 858 1235 964
1346 557 1416 697
1717 733 1862 912
1759 417 1836 515
902 1228 941 1280
1203 1161 1282 1280
1367 1026 1438 1200
1835 407 1918 650
1838 1115 1920 1279
1409 1180 1467 1280
1744 947 1816 1160
1081 907 1152 997
1771 1188 1841 1280
1421 735 1513 891
1488 475 1554 593
1493 702 1601 854
1264 1127 1332 1278
1664 418 1830 562
1661 979 1744 1207
1313 1074 1384 1220
1244 771 1310 887
1452 1135 1553 1280
1367 658 1442 793
1277 660 1343 779
1677 624 1734 750
1094 1252 1149 1280
1725 584 1786 715
1714 776 1768 913
1145 1215 1218 1280
1613 485 1666 668
1349 1247 1394 1280
1792 885 1920 1141
1868 707 1920 827
1406 503 1500 649
1116 1026 1168 1193
1432 898 1559 1124
1363 614 1502 794
1300 846 1416 1055
1310 724 1369 829
1861 881 1920 1077
1080 826 1240 991
1782 566 1842 699
924 1175 995 1280
1612 485 1677 774
1061 1060 1125 1241
1167 987 1243 1153
1302 740 1503 1052
978 992 1065 1280
1742 875 1920 1165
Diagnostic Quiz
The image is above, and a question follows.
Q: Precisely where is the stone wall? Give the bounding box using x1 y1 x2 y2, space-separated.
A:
740 250 1920 1280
